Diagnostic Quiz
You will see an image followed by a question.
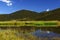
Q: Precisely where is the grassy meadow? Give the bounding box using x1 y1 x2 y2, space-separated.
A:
0 21 59 27
0 21 60 40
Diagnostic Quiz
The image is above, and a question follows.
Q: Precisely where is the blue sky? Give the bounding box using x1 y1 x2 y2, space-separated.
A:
0 0 60 14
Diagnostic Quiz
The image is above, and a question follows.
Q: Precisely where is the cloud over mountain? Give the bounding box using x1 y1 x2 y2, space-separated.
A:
0 0 12 6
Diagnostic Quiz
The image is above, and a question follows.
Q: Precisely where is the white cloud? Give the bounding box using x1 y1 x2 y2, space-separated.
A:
0 0 12 6
46 9 50 11
7 2 12 6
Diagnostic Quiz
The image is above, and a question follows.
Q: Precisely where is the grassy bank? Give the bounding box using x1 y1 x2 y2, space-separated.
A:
0 21 59 27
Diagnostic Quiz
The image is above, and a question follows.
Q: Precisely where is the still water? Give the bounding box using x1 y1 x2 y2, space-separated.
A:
32 30 60 37
31 29 60 40
0 27 60 40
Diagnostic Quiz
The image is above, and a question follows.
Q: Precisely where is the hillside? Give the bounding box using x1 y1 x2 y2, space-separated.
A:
0 10 39 21
10 10 39 21
37 8 60 21
0 8 60 21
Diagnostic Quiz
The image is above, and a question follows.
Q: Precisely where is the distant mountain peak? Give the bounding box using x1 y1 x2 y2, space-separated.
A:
0 8 60 21
52 8 60 11
20 9 31 11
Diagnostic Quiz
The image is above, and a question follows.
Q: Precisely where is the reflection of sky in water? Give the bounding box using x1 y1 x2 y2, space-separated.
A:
32 30 60 37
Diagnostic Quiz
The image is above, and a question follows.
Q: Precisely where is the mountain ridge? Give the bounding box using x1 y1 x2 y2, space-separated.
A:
0 8 60 21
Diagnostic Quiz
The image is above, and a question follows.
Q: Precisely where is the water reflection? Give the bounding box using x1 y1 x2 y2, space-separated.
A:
0 27 60 40
32 29 60 37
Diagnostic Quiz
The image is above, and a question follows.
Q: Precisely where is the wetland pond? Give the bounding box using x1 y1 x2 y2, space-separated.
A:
0 27 60 40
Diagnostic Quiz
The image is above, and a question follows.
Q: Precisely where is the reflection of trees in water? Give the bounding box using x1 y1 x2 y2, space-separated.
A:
0 26 35 33
0 26 60 34
37 27 60 34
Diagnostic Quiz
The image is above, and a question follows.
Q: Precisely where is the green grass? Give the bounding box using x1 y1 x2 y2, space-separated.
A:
0 21 59 27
